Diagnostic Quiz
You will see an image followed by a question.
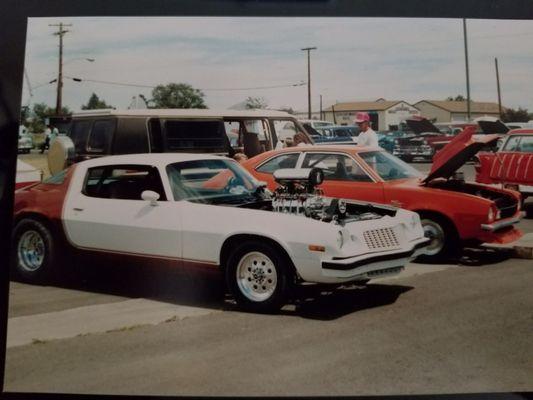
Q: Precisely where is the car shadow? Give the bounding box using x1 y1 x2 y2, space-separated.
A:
458 247 512 267
15 260 413 320
286 283 413 321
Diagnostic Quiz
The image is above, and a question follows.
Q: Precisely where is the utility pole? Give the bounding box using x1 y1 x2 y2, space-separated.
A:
301 47 317 119
495 57 503 118
49 22 72 115
320 94 323 120
462 19 471 121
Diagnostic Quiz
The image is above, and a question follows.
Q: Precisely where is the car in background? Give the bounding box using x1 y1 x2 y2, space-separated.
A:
299 119 334 130
393 117 476 162
311 125 360 145
18 126 33 154
377 131 414 153
475 129 533 202
12 153 429 312
243 127 523 261
47 109 313 175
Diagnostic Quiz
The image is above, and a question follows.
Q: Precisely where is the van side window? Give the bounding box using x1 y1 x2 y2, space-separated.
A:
87 120 115 153
113 118 149 154
70 120 92 153
149 118 163 152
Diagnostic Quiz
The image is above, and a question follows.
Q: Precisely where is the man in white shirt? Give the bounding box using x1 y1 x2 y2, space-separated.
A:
355 112 379 147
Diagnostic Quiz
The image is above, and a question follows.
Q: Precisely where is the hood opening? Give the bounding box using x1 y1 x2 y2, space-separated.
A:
422 126 500 184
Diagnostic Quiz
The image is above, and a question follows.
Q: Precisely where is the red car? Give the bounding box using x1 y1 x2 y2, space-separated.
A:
475 129 533 201
243 127 523 261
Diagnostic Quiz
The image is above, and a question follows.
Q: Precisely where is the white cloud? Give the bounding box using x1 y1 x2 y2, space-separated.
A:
23 17 533 113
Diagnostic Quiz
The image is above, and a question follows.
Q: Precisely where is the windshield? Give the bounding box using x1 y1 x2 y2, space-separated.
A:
166 158 264 204
359 151 423 181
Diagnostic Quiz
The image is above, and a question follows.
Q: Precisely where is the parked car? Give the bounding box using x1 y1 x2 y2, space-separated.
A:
47 109 313 175
18 126 33 154
12 153 429 312
310 125 360 145
299 119 334 129
15 159 42 189
242 128 523 261
393 117 476 162
475 129 533 201
377 131 414 153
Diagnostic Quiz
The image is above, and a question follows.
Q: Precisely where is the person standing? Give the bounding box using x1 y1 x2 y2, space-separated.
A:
355 112 379 147
40 125 52 153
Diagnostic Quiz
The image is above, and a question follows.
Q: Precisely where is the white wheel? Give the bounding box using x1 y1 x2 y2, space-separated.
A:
236 251 278 302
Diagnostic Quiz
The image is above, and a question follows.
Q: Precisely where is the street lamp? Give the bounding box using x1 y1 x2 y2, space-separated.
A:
301 47 317 119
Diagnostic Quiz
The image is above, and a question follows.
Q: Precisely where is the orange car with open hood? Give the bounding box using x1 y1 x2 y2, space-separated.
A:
243 127 523 261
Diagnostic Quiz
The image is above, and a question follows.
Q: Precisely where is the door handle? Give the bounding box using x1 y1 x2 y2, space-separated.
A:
73 207 84 212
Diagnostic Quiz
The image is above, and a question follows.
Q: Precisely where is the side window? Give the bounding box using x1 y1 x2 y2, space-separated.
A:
87 120 115 153
302 153 372 182
113 118 150 154
256 153 300 174
70 120 92 153
83 165 167 201
273 120 298 142
502 136 521 152
517 136 533 153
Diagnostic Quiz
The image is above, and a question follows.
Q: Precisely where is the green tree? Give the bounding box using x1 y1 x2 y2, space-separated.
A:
245 96 268 110
500 107 531 123
445 95 467 101
148 83 207 108
81 93 114 110
29 103 71 132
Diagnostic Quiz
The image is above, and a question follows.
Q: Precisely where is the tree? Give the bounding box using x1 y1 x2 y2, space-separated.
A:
29 103 71 132
445 95 467 101
81 93 114 110
500 107 531 123
277 106 295 114
148 83 207 108
244 96 268 110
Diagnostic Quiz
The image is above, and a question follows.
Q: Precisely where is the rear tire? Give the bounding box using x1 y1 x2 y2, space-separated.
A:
416 215 460 263
11 218 56 283
225 241 293 313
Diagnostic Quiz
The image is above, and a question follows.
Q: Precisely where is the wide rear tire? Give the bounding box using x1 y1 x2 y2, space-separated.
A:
11 218 56 283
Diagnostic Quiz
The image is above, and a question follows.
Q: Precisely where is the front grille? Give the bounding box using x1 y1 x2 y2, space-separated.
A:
367 266 404 277
363 228 400 250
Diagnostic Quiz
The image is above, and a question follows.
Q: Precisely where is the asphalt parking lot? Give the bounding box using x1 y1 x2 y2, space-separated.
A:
4 151 533 396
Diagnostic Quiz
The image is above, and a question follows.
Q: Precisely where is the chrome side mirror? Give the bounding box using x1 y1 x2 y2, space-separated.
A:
141 190 160 206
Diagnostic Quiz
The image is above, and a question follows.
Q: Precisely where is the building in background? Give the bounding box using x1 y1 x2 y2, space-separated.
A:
321 99 420 130
414 100 502 122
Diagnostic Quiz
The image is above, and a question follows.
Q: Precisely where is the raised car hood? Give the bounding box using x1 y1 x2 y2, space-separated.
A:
405 117 440 134
422 126 500 184
477 120 510 134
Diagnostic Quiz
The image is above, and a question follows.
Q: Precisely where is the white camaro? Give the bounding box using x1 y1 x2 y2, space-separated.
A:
12 153 429 312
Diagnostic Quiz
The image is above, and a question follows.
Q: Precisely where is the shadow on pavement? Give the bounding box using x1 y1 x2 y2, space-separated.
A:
12 258 414 320
459 247 512 267
286 283 413 321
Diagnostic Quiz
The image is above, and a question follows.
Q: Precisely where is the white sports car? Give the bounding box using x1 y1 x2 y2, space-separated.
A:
12 153 428 312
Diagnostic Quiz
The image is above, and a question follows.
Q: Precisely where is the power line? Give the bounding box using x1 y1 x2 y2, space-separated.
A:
63 76 306 91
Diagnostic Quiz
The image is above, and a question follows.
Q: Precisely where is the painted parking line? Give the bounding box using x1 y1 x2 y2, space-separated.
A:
7 298 218 348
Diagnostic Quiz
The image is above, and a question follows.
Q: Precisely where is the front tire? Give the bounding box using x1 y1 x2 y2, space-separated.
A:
225 241 292 313
11 218 56 283
416 216 459 263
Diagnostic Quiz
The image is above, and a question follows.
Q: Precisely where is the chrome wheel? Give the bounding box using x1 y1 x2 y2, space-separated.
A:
421 219 445 256
236 251 277 302
17 230 45 272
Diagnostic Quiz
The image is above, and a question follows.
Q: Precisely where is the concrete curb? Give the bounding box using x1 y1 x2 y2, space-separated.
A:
482 232 533 259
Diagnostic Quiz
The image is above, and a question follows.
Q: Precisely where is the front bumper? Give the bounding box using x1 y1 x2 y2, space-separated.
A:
481 215 522 232
319 237 429 281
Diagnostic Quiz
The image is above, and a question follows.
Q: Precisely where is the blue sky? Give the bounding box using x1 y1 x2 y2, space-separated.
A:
22 17 533 113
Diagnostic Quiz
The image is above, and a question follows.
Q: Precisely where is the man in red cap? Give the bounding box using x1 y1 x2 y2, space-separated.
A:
355 112 379 147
